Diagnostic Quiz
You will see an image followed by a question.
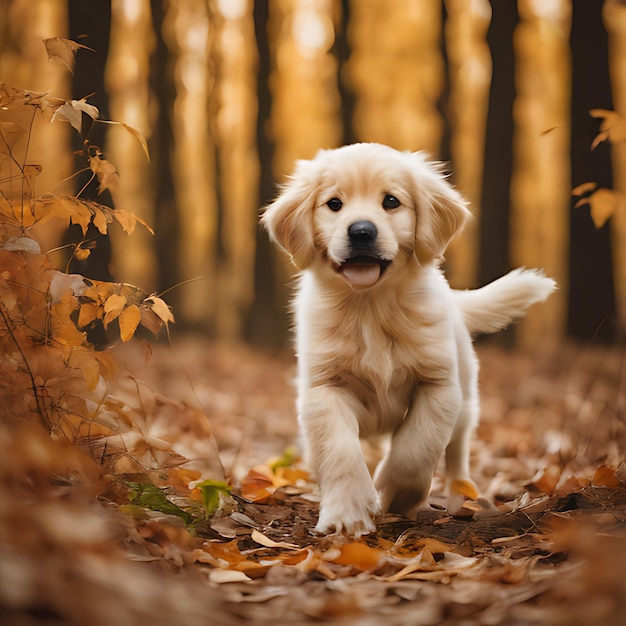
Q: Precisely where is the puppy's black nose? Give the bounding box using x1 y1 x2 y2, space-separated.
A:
348 220 378 245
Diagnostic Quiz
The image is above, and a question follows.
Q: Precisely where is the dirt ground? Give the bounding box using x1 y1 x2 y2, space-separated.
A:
1 336 625 625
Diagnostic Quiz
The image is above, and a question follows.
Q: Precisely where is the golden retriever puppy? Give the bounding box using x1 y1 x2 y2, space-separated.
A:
262 143 555 536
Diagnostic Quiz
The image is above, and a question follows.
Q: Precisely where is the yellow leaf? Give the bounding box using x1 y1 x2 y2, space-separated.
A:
78 302 99 327
449 479 479 500
119 304 141 342
104 292 126 313
103 293 126 328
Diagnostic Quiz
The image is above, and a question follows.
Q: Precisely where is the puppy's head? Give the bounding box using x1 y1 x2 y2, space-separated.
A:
262 143 470 288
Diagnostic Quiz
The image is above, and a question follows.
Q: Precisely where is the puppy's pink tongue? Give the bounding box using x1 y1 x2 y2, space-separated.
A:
340 263 381 287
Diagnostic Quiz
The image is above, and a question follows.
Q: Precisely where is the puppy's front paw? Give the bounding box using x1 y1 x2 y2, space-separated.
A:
315 485 380 537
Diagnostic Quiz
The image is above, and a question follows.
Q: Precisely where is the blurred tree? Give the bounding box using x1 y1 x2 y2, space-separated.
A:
603 0 626 336
105 0 157 292
510 0 571 349
444 0 492 289
568 0 615 341
346 0 444 153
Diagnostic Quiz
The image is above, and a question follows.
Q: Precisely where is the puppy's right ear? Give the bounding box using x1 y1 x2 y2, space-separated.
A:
261 159 319 270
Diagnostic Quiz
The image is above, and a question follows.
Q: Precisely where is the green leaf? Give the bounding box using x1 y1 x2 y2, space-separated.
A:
127 482 194 525
195 479 232 516
269 445 299 472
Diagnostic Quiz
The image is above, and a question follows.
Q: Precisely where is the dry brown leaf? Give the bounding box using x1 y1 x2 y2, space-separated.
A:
146 296 175 326
528 465 562 495
43 37 94 73
89 155 119 196
68 347 100 392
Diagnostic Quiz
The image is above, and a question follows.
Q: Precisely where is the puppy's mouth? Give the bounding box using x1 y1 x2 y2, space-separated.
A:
336 256 391 288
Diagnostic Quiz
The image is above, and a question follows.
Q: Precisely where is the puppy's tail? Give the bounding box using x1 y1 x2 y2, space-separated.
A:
454 268 557 335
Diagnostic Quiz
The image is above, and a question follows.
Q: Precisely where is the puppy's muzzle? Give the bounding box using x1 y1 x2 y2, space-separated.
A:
336 220 391 288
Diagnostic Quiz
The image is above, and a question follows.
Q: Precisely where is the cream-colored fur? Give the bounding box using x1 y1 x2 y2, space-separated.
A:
262 143 555 536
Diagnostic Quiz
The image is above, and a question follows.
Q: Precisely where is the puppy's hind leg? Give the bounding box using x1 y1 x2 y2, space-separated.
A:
445 354 480 508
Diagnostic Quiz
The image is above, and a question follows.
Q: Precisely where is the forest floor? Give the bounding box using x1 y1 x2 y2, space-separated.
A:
1 336 625 625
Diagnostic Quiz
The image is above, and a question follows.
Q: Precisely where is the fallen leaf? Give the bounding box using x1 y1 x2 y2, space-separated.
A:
250 529 299 550
208 569 251 584
592 465 620 488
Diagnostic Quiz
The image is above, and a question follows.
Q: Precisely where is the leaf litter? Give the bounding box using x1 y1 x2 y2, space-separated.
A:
2 336 625 625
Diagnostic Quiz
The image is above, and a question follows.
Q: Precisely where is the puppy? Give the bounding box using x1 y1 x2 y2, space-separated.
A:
262 143 555 536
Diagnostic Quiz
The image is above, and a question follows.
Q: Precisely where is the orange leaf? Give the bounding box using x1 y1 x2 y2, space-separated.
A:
240 466 275 502
78 302 99 327
592 465 620 488
529 465 562 495
119 304 141 342
331 542 386 571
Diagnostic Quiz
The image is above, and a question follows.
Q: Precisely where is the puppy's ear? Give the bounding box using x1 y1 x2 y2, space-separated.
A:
261 159 319 270
409 152 471 264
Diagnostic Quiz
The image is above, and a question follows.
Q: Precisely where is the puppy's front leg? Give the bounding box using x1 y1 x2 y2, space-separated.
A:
299 386 379 536
375 381 462 514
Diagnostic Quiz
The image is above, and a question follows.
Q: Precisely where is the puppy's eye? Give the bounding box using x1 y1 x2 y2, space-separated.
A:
326 197 343 212
382 194 401 210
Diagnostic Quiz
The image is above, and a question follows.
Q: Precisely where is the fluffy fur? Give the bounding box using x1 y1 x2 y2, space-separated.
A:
262 143 556 536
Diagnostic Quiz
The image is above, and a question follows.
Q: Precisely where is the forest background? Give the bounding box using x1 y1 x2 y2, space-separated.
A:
0 0 623 349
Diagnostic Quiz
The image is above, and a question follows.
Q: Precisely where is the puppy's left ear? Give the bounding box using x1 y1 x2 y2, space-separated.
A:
409 153 472 264
261 159 319 270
